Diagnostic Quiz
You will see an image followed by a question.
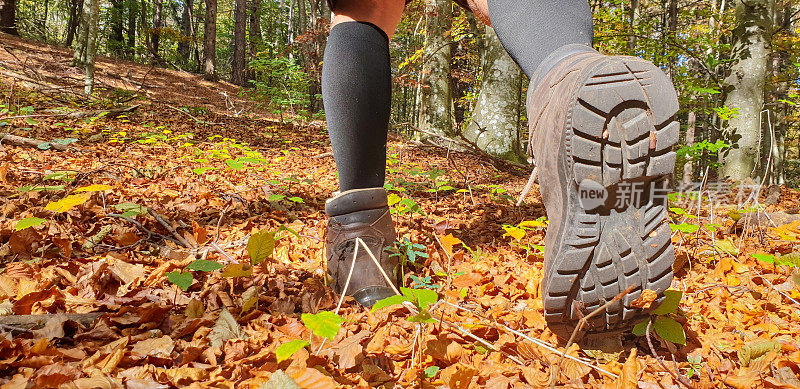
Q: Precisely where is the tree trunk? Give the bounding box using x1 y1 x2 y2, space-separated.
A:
720 0 774 180
666 0 678 78
203 0 217 80
108 0 125 56
627 0 640 51
0 0 17 35
249 0 261 57
417 0 454 138
72 0 91 66
683 112 696 186
66 0 83 45
231 0 247 85
463 26 525 163
178 0 194 65
127 0 136 58
152 0 163 61
83 0 100 95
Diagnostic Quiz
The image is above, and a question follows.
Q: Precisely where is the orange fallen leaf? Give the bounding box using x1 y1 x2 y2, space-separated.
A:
630 289 658 309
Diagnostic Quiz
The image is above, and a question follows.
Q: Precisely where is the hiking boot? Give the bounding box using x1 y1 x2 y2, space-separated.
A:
325 188 399 307
527 44 678 338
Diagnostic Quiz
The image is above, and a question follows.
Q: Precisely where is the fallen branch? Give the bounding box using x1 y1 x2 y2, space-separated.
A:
0 134 69 151
148 209 195 249
2 105 140 122
550 285 635 387
0 313 104 329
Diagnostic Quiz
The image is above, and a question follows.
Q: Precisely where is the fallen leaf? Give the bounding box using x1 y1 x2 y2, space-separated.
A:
630 289 658 309
209 309 246 348
616 348 639 389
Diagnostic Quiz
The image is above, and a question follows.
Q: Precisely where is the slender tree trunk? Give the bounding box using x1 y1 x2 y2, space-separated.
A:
417 0 454 138
463 26 525 163
139 0 150 56
127 1 137 58
41 0 49 36
249 0 261 57
178 0 194 64
152 0 163 60
203 0 217 80
72 0 91 66
109 0 125 56
683 112 696 186
720 0 774 180
231 0 247 85
666 0 678 78
0 0 17 35
83 0 100 94
627 0 640 51
66 0 83 45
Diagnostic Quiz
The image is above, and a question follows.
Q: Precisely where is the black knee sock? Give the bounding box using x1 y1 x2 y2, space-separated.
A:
322 21 392 192
488 0 594 79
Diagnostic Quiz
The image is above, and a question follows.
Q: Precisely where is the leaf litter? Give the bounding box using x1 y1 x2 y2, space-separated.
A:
1 48 800 388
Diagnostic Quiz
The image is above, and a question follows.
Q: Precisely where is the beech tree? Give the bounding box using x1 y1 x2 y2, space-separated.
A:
417 0 453 137
463 26 524 163
720 0 775 180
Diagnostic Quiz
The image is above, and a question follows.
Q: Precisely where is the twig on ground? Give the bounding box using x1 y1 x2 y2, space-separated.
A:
437 301 619 378
0 313 104 329
646 321 695 389
550 285 636 388
148 209 195 249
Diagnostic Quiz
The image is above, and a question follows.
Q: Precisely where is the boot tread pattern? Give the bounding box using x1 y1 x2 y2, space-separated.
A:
543 57 678 335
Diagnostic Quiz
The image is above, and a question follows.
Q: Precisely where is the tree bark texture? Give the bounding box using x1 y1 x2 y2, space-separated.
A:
231 0 248 85
203 0 217 80
418 0 454 137
720 0 774 180
464 26 525 163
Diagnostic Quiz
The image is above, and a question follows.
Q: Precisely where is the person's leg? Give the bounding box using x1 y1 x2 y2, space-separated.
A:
322 0 406 307
469 0 679 338
323 0 405 191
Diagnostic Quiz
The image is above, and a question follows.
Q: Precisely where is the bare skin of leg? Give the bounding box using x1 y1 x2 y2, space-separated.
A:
465 0 491 25
331 0 406 40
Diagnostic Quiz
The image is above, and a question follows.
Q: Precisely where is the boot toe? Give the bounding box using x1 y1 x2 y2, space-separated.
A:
352 286 397 308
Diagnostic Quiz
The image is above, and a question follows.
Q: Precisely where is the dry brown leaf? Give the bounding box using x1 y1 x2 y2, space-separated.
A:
630 289 658 309
130 336 174 361
331 330 369 370
33 363 82 388
32 314 67 339
425 336 465 364
154 367 209 386
448 364 478 389
615 348 639 389
453 273 482 289
209 309 246 348
724 368 759 389
185 298 205 319
286 366 336 389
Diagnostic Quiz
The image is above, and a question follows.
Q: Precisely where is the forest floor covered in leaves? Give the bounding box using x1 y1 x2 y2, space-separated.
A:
2 34 800 389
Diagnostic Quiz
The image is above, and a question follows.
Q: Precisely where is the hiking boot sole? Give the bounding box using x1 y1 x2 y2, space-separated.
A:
532 55 678 338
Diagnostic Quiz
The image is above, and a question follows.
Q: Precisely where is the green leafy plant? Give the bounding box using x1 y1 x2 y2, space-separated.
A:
752 253 800 268
248 55 310 118
409 275 441 290
372 287 439 323
632 290 686 346
676 139 730 169
387 237 429 281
